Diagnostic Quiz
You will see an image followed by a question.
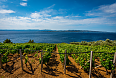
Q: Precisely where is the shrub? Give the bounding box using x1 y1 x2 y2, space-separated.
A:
80 41 88 45
70 42 80 45
112 42 116 46
3 39 12 43
28 39 34 43
105 39 112 43
24 45 30 48
70 39 116 46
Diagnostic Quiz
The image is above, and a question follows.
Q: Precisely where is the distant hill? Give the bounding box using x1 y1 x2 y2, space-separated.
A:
0 29 113 33
41 30 102 32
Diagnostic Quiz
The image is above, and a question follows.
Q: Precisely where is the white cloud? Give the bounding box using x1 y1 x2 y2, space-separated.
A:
98 3 116 13
32 19 42 22
30 4 66 19
72 16 81 17
18 17 31 20
86 3 116 17
47 4 55 9
22 0 27 1
0 4 116 31
20 2 27 6
31 9 52 18
1 15 115 30
31 13 42 18
65 15 81 18
52 16 63 19
0 9 15 13
65 16 69 18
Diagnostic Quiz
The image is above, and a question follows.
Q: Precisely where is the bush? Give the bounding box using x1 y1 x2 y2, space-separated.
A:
80 41 88 45
70 39 116 46
70 42 80 45
28 39 34 43
112 42 116 46
3 39 12 43
24 45 30 48
105 39 112 43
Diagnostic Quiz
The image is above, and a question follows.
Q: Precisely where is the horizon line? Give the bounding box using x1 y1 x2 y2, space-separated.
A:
0 29 116 33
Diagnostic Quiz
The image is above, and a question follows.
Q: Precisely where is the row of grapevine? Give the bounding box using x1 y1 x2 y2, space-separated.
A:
0 43 56 63
58 48 69 65
39 52 51 64
57 43 116 72
100 53 114 71
39 44 55 64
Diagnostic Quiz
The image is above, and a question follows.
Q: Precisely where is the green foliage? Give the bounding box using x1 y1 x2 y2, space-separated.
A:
0 43 56 64
1 41 115 72
1 56 8 63
80 41 88 45
34 53 37 57
57 42 116 72
70 39 116 46
39 58 41 63
39 44 56 64
100 53 114 70
58 47 70 65
39 52 51 64
24 45 30 48
3 39 12 43
75 53 95 72
105 39 112 43
1 51 9 63
16 45 22 49
25 55 28 64
28 39 34 43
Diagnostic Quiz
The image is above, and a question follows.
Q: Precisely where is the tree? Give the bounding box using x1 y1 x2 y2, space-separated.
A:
28 39 34 43
3 39 12 43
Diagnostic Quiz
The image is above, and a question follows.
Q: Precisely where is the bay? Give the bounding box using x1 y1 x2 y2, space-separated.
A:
0 30 116 43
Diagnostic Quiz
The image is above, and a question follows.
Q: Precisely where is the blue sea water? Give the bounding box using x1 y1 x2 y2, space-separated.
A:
0 30 116 43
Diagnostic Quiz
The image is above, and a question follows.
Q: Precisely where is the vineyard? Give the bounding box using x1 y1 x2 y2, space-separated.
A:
57 43 116 71
0 43 55 63
57 43 116 77
0 42 116 78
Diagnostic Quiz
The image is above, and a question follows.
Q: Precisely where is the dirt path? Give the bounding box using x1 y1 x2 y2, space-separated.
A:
40 48 64 78
67 56 89 78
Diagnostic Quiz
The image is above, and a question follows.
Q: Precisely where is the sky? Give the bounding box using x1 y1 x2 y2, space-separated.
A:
0 0 116 32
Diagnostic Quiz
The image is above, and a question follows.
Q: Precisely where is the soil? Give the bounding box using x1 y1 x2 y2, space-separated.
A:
0 45 116 78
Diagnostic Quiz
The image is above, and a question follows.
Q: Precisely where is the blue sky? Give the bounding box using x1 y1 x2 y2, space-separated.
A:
0 0 116 32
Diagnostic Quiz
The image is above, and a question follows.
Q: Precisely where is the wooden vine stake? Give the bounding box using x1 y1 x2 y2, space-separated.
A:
0 53 2 68
89 51 93 78
19 49 23 70
64 49 66 74
41 50 43 73
110 52 116 78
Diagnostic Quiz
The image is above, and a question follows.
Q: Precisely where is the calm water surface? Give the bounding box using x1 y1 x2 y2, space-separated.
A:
0 30 116 43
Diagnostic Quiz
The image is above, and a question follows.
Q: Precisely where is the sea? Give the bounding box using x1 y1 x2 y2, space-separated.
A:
0 30 116 43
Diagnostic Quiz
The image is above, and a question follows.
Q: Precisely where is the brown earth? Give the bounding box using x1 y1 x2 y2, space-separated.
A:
0 46 116 78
